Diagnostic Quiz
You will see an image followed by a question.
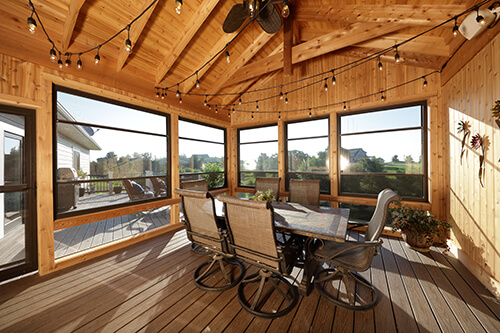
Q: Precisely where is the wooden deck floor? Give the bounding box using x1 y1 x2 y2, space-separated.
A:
54 206 171 258
1 229 499 333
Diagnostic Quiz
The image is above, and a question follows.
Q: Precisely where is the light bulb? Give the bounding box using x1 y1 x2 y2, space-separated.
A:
77 59 82 70
27 16 37 34
282 4 290 18
378 60 383 71
94 54 100 64
225 50 230 63
50 48 57 62
125 39 132 53
58 59 63 69
175 0 182 14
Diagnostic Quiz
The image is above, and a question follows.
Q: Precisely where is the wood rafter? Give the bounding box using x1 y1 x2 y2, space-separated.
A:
222 44 283 106
116 0 159 71
61 0 86 53
283 15 293 76
355 34 450 57
293 4 466 26
206 31 275 101
222 22 406 88
155 0 220 85
180 32 236 93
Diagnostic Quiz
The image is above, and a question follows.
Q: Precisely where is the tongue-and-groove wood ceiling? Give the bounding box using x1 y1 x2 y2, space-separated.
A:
0 0 474 118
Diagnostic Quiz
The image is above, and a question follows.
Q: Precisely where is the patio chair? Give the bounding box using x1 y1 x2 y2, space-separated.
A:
219 195 299 319
309 188 401 311
255 177 281 201
175 188 244 292
150 177 167 196
123 180 154 201
180 179 208 192
288 179 320 206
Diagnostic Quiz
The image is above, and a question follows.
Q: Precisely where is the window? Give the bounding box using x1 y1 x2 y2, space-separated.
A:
285 118 329 193
338 102 427 200
238 124 278 187
179 119 226 189
54 86 170 217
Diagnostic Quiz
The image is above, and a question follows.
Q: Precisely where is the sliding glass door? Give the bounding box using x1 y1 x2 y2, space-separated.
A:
0 106 36 282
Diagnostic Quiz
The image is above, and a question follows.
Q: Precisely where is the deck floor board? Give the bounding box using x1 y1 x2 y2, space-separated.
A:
1 230 499 333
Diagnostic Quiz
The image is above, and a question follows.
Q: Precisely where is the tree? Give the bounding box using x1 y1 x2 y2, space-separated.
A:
202 162 224 188
391 155 399 163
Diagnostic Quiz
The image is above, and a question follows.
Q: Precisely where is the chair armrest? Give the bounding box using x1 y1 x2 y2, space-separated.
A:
308 239 383 262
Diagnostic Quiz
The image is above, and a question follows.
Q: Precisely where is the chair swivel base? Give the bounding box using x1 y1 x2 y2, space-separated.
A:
314 267 378 311
191 243 210 255
194 255 245 292
237 269 298 319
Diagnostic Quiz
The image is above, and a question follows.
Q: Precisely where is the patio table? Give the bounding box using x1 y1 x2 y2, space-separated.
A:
272 202 350 296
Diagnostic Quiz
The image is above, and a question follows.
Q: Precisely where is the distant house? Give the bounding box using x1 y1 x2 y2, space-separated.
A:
340 148 368 164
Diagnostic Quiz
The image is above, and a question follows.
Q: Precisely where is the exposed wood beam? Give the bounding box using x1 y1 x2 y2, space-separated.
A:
61 0 86 53
222 44 283 106
283 15 293 76
223 71 280 107
293 4 466 26
206 31 275 100
355 34 450 57
180 32 236 93
223 22 406 88
155 0 220 85
116 0 159 71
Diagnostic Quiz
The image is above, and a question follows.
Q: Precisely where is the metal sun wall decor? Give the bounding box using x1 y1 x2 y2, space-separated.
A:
470 133 486 187
457 120 471 164
457 121 490 188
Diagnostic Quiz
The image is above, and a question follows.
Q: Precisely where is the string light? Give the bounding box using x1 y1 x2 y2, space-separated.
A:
77 53 82 70
239 95 242 105
162 88 166 99
378 56 383 71
256 100 259 111
64 53 70 67
57 52 63 69
94 46 101 65
282 0 290 18
204 95 208 106
176 84 180 98
27 1 37 34
343 101 346 110
156 88 160 98
215 106 217 113
452 17 459 37
476 7 486 25
278 112 281 120
422 76 428 87
309 108 312 117
324 78 328 92
331 70 336 85
179 94 182 104
279 85 284 100
285 93 288 104
394 46 401 63
49 46 57 62
208 104 212 110
228 112 231 118
251 111 254 120
196 71 200 89
125 25 132 54
175 0 182 14
381 91 386 101
225 50 230 63
232 107 235 113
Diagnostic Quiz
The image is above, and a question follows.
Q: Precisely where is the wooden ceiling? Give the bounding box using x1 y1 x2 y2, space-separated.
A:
0 0 477 116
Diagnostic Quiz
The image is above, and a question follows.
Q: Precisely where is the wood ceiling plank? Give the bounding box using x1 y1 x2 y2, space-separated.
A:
293 4 466 26
179 32 236 93
283 15 293 76
61 0 87 53
223 22 406 88
355 34 450 57
155 0 220 85
116 0 159 71
206 31 275 100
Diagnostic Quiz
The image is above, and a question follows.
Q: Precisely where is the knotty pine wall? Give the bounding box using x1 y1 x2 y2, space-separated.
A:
0 53 228 274
444 33 500 297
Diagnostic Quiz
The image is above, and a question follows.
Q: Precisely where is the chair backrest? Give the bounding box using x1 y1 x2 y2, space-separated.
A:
122 180 141 200
151 177 167 195
181 179 208 192
174 188 224 251
365 188 402 242
288 179 320 206
219 195 284 272
255 177 281 200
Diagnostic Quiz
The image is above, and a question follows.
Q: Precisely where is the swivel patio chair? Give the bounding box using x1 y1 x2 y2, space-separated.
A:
255 177 281 201
175 188 244 292
180 179 208 192
288 179 320 206
123 180 155 201
309 188 401 310
219 195 299 318
150 177 167 197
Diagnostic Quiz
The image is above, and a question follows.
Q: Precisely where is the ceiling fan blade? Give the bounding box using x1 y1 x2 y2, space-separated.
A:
223 4 247 33
256 2 282 34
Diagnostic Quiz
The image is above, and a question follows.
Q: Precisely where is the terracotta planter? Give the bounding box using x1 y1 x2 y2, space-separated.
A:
113 186 122 194
402 232 433 252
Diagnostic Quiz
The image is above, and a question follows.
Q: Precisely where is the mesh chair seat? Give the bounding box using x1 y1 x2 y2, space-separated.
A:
219 195 299 319
175 188 244 292
311 188 402 311
288 179 320 206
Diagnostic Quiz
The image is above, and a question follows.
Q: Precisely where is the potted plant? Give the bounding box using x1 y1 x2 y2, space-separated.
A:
390 203 451 252
77 169 88 197
250 189 276 203
113 181 123 194
492 100 500 128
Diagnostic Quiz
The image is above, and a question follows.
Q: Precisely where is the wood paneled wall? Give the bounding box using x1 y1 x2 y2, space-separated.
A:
444 33 500 296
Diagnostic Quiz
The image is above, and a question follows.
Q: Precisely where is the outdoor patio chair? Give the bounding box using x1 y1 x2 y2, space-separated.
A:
219 195 299 319
255 177 281 201
150 177 167 197
180 179 208 192
309 188 401 311
175 188 244 292
288 179 320 206
122 180 154 201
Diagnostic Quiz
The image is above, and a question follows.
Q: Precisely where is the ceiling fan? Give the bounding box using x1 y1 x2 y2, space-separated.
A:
223 0 287 34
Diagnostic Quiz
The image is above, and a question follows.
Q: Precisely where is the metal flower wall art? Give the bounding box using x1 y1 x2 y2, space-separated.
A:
470 133 485 187
457 120 470 164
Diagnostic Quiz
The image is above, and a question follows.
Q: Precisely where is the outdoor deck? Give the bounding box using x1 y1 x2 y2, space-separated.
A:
1 229 499 332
